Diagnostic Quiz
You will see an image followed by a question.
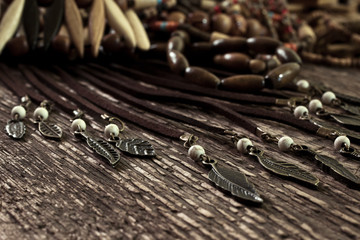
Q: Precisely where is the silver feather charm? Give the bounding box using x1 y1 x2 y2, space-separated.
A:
38 122 62 139
115 138 155 157
5 120 26 139
340 103 360 116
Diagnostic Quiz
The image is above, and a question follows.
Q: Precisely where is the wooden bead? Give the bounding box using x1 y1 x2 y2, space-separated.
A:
334 136 350 151
37 0 53 6
167 36 185 53
167 11 186 24
247 36 281 54
212 37 247 54
171 30 190 45
71 119 86 132
230 14 247 36
321 91 336 105
52 35 71 55
104 123 120 139
265 63 301 89
188 145 205 161
276 46 302 65
236 138 253 154
184 67 220 88
187 10 210 32
213 53 250 71
294 106 308 119
246 18 266 37
309 99 323 113
167 50 189 75
102 33 126 53
212 13 232 34
6 36 29 57
33 107 49 121
210 31 230 42
278 136 294 152
75 0 92 7
11 105 26 120
266 56 281 71
221 75 265 92
249 59 266 73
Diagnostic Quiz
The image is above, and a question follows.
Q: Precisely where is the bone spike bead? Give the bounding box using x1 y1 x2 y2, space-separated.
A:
71 119 86 132
236 138 253 154
188 145 205 161
309 99 323 113
321 91 336 105
11 106 26 120
294 106 308 119
334 136 350 151
125 8 150 51
278 136 294 152
133 0 159 10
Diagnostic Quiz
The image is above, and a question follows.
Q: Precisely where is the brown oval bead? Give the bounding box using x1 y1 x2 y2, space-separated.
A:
184 67 220 88
276 46 302 65
249 59 266 73
265 63 301 89
102 33 126 53
37 0 54 6
171 30 190 45
214 53 250 71
247 37 282 54
116 0 127 11
6 36 29 57
191 42 213 53
266 56 281 71
212 13 232 34
221 75 265 92
167 11 186 24
75 0 92 8
246 18 264 37
167 36 185 53
51 35 71 55
212 37 246 54
187 11 210 32
230 14 247 36
167 50 189 75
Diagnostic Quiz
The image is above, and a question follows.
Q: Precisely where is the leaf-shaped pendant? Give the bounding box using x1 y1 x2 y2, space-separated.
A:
44 0 64 50
65 0 84 57
87 137 121 167
23 0 39 50
0 0 26 53
38 122 63 139
249 150 319 187
340 147 360 161
5 120 26 139
115 138 155 157
340 103 360 116
89 0 105 57
330 114 360 127
207 161 263 203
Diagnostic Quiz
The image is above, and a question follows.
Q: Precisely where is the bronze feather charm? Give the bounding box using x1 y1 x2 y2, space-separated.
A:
38 122 63 139
23 0 39 50
115 138 156 157
44 0 64 50
5 120 26 139
86 137 121 167
65 0 84 57
340 103 360 116
340 147 360 161
330 114 360 127
89 0 105 57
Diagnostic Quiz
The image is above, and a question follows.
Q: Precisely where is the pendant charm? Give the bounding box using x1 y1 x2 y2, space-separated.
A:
5 96 30 139
33 101 63 139
340 147 360 161
330 114 360 128
340 103 360 116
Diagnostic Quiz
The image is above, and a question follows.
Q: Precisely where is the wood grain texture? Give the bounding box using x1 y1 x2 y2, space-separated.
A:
65 0 84 57
104 0 136 49
88 0 105 57
125 9 150 51
0 63 360 239
0 0 25 53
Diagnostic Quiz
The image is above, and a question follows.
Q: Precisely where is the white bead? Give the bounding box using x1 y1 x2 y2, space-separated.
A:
33 107 49 121
188 145 205 161
104 123 120 139
278 136 294 152
321 91 336 105
236 138 253 154
11 105 26 120
296 79 310 91
334 136 350 151
308 99 323 113
294 106 308 118
71 119 86 132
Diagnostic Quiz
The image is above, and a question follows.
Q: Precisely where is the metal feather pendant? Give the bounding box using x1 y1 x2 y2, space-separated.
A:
249 149 319 186
340 147 360 161
292 145 360 186
87 137 121 167
5 120 26 139
340 103 360 116
38 122 62 139
44 0 64 50
115 138 156 157
206 160 263 203
330 114 360 127
23 0 39 50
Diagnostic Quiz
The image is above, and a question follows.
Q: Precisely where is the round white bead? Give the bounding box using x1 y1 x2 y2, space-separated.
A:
71 119 86 132
278 136 294 152
321 91 336 105
104 123 120 139
188 145 205 161
296 79 310 91
334 136 350 151
11 105 26 120
308 99 323 113
33 107 49 121
294 106 308 118
236 138 253 154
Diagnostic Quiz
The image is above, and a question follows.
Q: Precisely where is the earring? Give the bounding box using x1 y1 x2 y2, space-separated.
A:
5 96 31 139
33 100 63 139
71 110 120 167
101 114 156 157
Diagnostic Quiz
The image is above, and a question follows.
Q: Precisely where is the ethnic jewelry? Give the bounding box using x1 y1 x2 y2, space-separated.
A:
5 96 30 139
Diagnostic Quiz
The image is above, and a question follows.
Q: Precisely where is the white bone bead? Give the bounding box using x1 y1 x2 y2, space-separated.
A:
278 136 294 151
296 79 310 91
334 136 350 151
11 105 26 120
104 123 120 139
321 91 336 105
71 119 86 132
188 145 205 161
236 138 253 154
33 107 49 121
294 106 308 118
309 99 323 113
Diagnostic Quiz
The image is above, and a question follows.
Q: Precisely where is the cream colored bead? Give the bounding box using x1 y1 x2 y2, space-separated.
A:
321 91 336 105
278 136 294 152
334 136 350 151
309 99 323 113
71 119 86 132
294 106 308 118
104 123 120 139
11 105 26 120
33 107 49 121
296 79 310 91
236 138 253 154
188 145 205 161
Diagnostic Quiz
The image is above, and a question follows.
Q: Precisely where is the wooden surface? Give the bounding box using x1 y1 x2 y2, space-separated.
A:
1 63 360 240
